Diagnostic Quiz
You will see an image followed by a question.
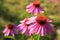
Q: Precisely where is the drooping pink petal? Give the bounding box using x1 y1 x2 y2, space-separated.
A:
13 24 18 31
26 16 36 24
40 26 45 36
26 20 35 24
20 20 24 23
39 25 47 36
32 8 38 15
36 7 44 14
36 26 41 34
45 23 52 34
26 3 33 8
11 30 14 37
29 23 38 34
28 16 36 20
35 24 41 34
38 7 44 11
24 28 31 36
34 8 38 15
21 26 27 34
26 6 35 13
18 24 25 30
43 25 47 36
3 27 8 33
33 24 39 34
28 23 36 30
4 29 10 36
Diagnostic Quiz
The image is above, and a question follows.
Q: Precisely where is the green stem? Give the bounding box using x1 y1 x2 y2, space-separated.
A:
31 34 40 40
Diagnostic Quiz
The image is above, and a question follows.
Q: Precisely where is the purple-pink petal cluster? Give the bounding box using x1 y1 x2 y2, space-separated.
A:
28 15 52 36
3 23 18 37
26 1 44 15
17 18 31 36
18 14 52 36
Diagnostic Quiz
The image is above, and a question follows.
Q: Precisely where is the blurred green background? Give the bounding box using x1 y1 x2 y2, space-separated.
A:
0 0 60 40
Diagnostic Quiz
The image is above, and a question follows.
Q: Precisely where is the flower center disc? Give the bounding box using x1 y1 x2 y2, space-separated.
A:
36 15 47 24
33 1 40 7
24 18 28 23
24 18 30 26
8 24 14 29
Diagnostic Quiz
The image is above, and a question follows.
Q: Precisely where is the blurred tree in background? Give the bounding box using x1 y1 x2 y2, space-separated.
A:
0 0 60 40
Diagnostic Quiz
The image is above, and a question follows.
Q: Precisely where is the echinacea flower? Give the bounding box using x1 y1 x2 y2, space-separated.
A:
3 23 18 37
28 14 52 36
26 1 44 15
18 18 31 35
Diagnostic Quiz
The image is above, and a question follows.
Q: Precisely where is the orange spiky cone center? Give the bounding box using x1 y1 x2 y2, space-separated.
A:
24 18 30 26
24 18 28 23
36 15 47 24
7 23 14 29
33 1 40 7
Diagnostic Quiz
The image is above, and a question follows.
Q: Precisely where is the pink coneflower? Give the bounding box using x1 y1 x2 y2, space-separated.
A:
28 14 52 36
3 23 17 37
18 18 31 35
26 1 44 15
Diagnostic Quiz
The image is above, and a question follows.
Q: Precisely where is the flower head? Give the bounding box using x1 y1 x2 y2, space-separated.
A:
26 1 44 15
28 15 52 36
18 18 31 35
3 23 18 37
